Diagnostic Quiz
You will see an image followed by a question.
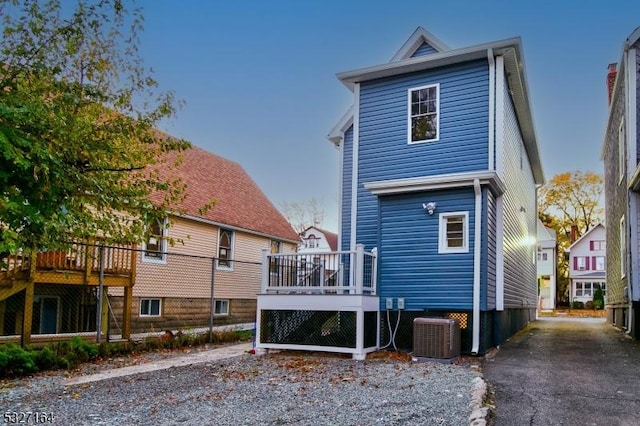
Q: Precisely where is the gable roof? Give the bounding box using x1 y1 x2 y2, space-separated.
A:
389 26 450 61
301 226 338 251
568 223 605 251
158 146 299 243
330 27 544 185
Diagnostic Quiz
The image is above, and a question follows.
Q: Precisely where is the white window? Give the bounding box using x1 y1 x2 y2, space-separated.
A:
438 212 469 254
140 298 161 317
575 282 584 297
620 215 626 277
592 240 605 251
619 119 625 183
577 256 586 271
217 229 234 270
408 83 439 143
214 299 229 315
596 256 605 271
142 218 167 263
537 252 548 261
306 234 318 248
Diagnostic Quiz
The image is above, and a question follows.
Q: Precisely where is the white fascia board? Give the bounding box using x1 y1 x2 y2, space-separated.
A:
177 213 301 245
628 164 640 191
328 106 355 146
566 223 606 251
389 26 450 62
627 25 640 48
364 170 506 197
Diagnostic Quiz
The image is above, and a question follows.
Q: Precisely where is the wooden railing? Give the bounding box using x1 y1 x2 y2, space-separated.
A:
1 240 135 286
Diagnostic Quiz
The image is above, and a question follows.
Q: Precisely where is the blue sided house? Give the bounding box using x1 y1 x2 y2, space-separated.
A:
256 27 544 358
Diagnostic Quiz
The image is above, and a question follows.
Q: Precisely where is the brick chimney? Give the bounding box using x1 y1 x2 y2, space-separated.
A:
607 63 617 105
570 225 578 244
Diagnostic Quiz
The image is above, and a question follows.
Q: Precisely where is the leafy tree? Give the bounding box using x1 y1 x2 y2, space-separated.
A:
0 0 190 254
538 171 604 305
279 197 325 234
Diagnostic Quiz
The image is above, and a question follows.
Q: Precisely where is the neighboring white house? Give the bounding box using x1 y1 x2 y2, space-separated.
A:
296 226 340 286
537 220 557 310
568 224 606 305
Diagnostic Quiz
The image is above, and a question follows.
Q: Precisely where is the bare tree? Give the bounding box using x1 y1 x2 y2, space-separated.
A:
279 197 325 234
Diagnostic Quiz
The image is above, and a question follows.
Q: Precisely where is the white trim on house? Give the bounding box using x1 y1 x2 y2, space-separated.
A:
488 49 495 171
350 83 360 251
627 45 640 303
338 135 344 252
472 179 482 354
496 196 505 311
495 55 505 180
621 215 627 279
390 26 450 62
567 224 606 251
328 106 355 146
364 170 505 197
214 299 229 316
619 119 626 184
407 83 440 144
437 211 469 254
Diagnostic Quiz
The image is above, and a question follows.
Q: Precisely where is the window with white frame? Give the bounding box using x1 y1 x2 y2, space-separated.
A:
537 252 548 261
576 256 586 271
438 212 469 254
306 234 318 248
140 298 161 317
408 84 439 143
214 299 229 315
620 215 626 277
595 256 605 271
575 282 606 298
592 240 605 251
619 119 625 183
142 218 167 263
217 229 234 269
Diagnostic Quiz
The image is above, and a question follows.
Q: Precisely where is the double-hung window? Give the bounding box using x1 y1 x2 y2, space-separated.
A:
408 83 439 143
438 212 469 254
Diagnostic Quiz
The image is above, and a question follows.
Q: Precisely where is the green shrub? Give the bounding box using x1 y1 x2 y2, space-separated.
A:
34 346 59 370
571 301 585 309
0 344 38 377
585 301 595 310
593 288 605 310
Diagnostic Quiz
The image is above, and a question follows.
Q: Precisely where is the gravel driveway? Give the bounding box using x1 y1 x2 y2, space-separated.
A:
1 345 483 425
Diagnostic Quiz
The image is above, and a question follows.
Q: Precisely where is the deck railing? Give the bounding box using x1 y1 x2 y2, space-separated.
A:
1 240 135 285
261 244 377 295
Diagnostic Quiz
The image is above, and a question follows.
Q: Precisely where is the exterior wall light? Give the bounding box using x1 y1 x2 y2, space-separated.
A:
423 202 437 215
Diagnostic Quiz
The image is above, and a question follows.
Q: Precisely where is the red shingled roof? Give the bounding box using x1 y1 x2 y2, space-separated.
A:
158 146 299 242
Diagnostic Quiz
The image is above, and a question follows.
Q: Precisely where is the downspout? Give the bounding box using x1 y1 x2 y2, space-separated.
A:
472 179 482 354
350 83 360 251
487 49 495 171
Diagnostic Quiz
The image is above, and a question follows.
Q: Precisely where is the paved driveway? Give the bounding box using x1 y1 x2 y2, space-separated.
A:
483 317 640 426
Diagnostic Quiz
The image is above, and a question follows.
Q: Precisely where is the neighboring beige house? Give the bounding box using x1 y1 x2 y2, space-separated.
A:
537 220 557 310
567 224 606 305
110 146 299 333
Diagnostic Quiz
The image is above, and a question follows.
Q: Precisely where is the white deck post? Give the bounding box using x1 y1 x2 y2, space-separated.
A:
261 248 269 293
353 309 365 360
355 244 364 295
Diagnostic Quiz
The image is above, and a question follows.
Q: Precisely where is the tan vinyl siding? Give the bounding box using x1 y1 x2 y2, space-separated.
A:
125 215 297 300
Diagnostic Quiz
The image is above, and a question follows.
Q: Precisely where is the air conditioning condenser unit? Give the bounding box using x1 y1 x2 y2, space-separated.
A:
413 317 461 359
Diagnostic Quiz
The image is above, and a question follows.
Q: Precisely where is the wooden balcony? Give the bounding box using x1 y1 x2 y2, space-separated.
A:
1 241 137 345
1 241 136 296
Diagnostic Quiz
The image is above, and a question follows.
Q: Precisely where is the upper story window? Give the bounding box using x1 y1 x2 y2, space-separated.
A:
218 228 234 269
537 252 548 261
408 83 439 143
438 212 468 254
306 234 318 249
142 218 167 263
591 240 605 251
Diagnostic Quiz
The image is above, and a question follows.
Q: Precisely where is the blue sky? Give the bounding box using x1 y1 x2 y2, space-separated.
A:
139 0 640 232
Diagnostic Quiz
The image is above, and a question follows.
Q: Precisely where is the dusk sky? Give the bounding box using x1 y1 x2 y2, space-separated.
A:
137 0 640 232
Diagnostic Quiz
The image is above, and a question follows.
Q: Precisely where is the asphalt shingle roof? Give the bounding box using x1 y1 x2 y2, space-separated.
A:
159 146 299 242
